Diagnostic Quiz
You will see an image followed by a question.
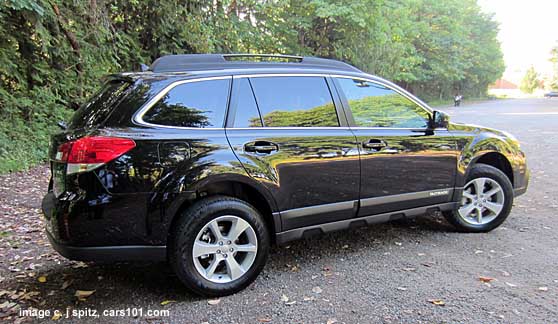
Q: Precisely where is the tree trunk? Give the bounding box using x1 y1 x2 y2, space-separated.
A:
51 3 83 73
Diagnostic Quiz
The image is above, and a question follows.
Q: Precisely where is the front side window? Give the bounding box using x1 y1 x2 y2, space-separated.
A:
249 76 339 127
336 78 429 128
142 78 230 128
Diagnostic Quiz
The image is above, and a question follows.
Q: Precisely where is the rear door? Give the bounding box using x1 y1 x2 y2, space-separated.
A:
226 75 360 231
333 76 459 217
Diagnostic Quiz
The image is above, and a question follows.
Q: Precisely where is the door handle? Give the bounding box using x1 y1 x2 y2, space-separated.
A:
362 139 387 150
244 141 279 154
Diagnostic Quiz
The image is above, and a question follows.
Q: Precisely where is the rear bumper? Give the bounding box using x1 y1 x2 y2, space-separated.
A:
42 191 166 262
45 230 166 262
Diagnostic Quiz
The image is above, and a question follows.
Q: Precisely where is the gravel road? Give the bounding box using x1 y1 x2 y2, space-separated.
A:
1 99 557 323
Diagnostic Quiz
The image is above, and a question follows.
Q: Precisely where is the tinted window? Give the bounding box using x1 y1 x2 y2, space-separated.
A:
249 76 339 127
337 78 429 128
233 78 262 127
70 80 131 129
143 78 230 128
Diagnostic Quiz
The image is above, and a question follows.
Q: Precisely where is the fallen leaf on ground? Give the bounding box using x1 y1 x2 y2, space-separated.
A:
327 319 337 324
37 276 47 283
505 282 517 287
280 294 289 302
207 298 221 305
61 279 73 290
396 287 407 291
428 299 445 306
74 290 95 301
52 312 62 320
538 287 548 291
71 262 89 269
160 300 175 306
258 317 272 323
312 286 323 294
402 267 416 272
479 276 495 283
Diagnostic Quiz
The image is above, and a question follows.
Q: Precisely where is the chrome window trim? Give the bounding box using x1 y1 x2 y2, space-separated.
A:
331 74 434 114
233 73 435 130
233 73 335 78
233 73 432 114
132 75 232 130
133 72 438 131
226 126 449 131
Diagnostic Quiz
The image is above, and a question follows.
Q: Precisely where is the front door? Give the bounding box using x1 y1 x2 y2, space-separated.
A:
333 77 458 217
226 75 360 231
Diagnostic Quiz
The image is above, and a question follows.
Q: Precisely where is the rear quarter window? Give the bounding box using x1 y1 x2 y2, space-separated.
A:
141 78 231 128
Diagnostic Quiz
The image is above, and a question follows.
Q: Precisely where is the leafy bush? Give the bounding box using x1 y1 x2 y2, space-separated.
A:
0 0 504 173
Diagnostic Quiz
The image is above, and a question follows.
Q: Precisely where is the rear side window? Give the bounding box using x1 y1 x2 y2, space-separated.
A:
249 76 339 127
142 78 230 128
69 80 131 129
233 78 262 127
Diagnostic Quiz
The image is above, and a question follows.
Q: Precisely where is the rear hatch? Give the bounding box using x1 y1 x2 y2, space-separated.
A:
49 78 134 196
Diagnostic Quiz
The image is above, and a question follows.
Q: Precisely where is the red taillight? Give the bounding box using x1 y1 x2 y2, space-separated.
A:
55 141 73 162
55 136 135 174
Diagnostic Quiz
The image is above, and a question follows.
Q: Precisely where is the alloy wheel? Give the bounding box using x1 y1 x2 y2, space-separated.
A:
192 215 258 283
458 177 505 225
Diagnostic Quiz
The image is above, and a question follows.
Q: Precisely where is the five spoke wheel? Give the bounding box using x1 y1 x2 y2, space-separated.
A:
193 215 258 283
458 177 505 225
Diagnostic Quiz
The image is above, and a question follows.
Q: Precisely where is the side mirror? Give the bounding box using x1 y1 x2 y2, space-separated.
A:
430 110 450 129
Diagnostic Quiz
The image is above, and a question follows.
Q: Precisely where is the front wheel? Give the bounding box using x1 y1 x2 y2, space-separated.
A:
169 196 270 296
443 164 514 232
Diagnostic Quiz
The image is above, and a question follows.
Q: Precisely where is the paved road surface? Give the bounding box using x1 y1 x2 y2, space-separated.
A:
0 99 557 323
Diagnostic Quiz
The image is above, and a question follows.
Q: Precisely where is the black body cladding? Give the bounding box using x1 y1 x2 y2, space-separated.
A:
42 54 529 261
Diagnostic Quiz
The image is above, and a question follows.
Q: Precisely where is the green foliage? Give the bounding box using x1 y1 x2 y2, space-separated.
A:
348 94 428 128
520 66 539 94
261 103 339 127
0 0 504 173
548 46 558 91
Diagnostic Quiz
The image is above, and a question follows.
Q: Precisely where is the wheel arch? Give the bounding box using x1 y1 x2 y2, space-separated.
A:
472 152 514 186
165 174 280 246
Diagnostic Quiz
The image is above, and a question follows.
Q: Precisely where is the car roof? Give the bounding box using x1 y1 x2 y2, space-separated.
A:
149 54 363 74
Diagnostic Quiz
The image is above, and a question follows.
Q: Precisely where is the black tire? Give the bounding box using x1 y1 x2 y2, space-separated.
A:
169 195 270 297
443 163 514 232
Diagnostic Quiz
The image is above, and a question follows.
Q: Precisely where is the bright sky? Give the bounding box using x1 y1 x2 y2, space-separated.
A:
478 0 558 82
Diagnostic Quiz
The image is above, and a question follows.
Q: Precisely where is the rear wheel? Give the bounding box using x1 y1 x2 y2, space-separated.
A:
443 164 513 232
170 196 270 296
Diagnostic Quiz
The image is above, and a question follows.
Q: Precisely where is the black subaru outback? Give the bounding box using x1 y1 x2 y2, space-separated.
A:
42 54 529 296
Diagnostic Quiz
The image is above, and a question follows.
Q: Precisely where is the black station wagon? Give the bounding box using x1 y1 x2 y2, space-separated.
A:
42 54 529 296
